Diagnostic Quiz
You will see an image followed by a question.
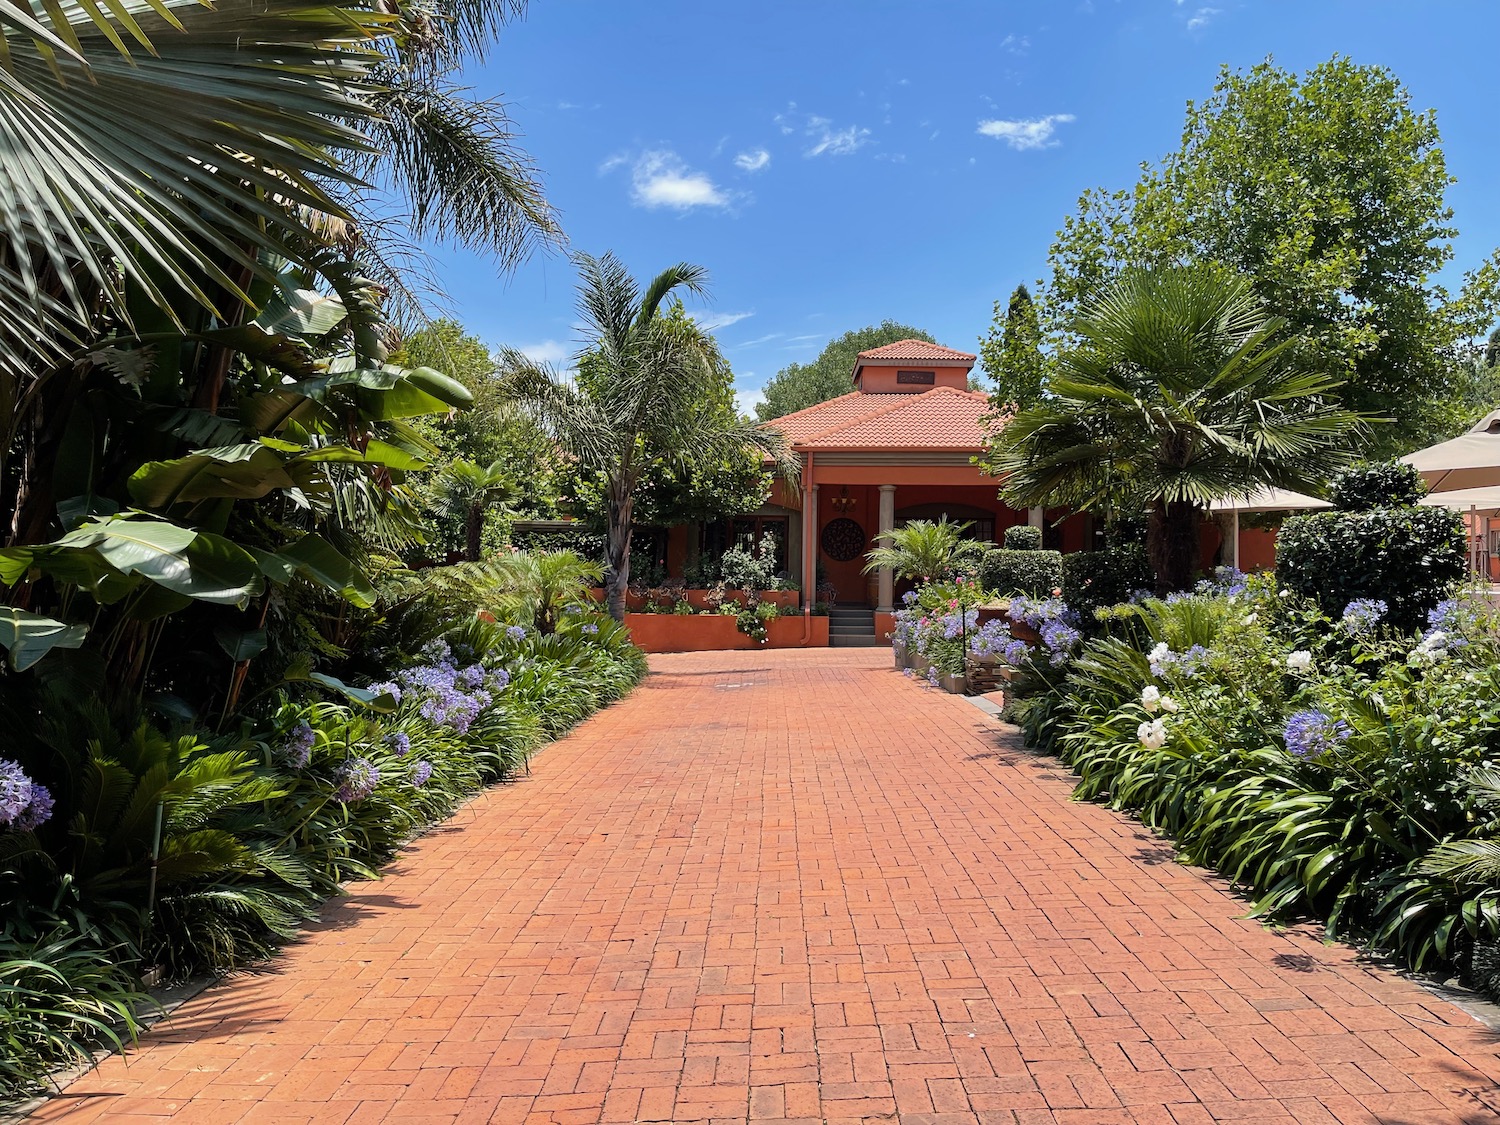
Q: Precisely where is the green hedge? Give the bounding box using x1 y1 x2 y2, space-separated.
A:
1061 544 1153 624
1003 525 1043 551
979 548 1062 597
1277 506 1466 632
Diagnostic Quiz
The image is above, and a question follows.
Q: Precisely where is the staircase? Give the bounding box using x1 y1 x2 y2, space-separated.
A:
828 605 881 648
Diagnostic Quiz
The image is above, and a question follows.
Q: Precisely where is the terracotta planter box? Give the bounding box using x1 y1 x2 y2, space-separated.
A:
624 612 828 653
682 588 799 611
976 604 1011 627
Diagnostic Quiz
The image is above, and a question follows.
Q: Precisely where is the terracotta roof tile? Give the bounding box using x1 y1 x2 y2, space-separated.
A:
854 339 977 364
765 386 1000 451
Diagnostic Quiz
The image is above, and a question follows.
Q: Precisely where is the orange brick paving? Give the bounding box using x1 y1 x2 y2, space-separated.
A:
24 649 1500 1125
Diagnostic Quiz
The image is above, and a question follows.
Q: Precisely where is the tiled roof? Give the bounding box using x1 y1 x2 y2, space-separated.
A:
854 339 978 364
765 386 999 451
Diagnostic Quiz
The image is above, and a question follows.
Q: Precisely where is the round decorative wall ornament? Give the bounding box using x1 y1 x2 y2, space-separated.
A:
820 517 866 562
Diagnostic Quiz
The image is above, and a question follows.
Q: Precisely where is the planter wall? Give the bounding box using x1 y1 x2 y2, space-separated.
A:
588 588 799 612
624 613 829 653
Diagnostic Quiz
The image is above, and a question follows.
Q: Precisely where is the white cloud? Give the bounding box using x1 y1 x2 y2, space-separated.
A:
805 117 871 157
734 148 771 173
1000 33 1030 55
775 106 871 158
622 150 729 210
976 113 1076 150
693 310 754 332
735 387 765 417
517 339 570 365
1186 6 1220 30
736 332 783 347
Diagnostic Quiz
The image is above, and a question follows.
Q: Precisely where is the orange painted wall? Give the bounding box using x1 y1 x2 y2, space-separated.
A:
854 365 971 393
1238 527 1278 571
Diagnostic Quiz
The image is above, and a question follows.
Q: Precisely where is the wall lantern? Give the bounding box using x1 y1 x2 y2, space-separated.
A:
831 487 856 514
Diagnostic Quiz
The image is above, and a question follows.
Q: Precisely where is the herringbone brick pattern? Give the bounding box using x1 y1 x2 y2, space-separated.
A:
26 649 1500 1123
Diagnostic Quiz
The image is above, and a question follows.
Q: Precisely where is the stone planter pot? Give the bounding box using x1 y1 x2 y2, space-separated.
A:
939 672 968 695
892 643 908 670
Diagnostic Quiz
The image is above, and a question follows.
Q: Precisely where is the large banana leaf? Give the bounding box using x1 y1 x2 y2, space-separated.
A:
0 607 88 671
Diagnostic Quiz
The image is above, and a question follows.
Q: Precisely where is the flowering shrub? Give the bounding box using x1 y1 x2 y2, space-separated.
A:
1009 575 1500 988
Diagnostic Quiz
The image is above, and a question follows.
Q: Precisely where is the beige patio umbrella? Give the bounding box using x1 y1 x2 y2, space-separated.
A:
1402 408 1500 493
1208 487 1332 569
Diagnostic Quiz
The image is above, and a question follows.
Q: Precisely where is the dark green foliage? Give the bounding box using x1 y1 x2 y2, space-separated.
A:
510 526 607 562
980 284 1046 411
1278 507 1466 631
979 548 1062 598
1003 524 1043 551
1061 545 1153 625
1332 461 1428 511
757 321 938 420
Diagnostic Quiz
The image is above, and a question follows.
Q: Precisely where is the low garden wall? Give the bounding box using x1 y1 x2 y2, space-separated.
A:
588 588 800 612
625 613 828 653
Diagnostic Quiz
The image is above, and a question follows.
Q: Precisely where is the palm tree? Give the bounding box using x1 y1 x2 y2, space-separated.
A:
988 266 1365 593
490 550 603 634
500 253 797 621
436 461 515 561
862 519 987 584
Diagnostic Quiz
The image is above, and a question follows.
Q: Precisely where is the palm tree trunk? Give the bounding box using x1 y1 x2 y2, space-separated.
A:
1148 498 1202 595
604 487 634 623
465 501 485 562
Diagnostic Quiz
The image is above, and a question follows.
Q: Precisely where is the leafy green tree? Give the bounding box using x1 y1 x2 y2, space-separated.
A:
1040 56 1500 454
434 461 515 562
863 519 987 584
756 321 937 420
501 254 796 620
980 285 1046 410
987 266 1364 595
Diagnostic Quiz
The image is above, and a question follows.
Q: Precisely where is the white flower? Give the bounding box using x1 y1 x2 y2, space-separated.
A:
1137 718 1168 749
1279 589 1292 598
1244 613 1258 625
1286 650 1313 674
1140 685 1162 713
1149 642 1171 663
1160 695 1180 714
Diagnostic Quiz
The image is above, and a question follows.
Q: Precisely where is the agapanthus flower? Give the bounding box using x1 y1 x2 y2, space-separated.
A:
456 664 487 690
1159 695 1180 714
411 760 433 787
385 731 412 757
13 785 53 832
282 722 316 769
1141 685 1162 713
0 759 36 827
1137 718 1168 749
333 757 380 804
1002 639 1031 666
1283 709 1350 760
1340 599 1387 633
902 590 920 606
506 625 527 641
1149 643 1210 679
369 681 402 704
926 666 940 689
1194 566 1249 599
1409 630 1460 667
582 623 599 635
489 668 511 691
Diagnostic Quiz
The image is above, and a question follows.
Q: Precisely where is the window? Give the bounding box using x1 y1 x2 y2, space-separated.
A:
896 369 936 385
702 516 789 574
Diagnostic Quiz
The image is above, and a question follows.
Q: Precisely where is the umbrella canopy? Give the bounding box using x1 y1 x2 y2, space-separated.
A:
1207 487 1331 513
1402 408 1500 493
1418 485 1500 515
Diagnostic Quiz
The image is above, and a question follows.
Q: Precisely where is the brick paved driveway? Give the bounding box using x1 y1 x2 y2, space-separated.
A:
27 649 1500 1124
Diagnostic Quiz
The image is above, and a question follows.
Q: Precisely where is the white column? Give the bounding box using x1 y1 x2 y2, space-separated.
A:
1232 509 1241 572
803 482 819 606
877 485 897 612
1027 506 1043 529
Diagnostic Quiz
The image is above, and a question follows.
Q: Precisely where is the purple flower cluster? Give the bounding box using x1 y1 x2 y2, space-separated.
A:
0 759 53 832
385 731 412 757
1148 642 1210 679
282 722 316 769
333 757 380 803
925 666 940 689
369 681 402 704
411 760 433 787
396 644 510 735
1194 566 1250 598
1341 599 1388 633
582 623 599 635
1002 638 1032 666
1010 597 1083 666
1283 709 1351 760
968 620 1013 658
505 625 527 641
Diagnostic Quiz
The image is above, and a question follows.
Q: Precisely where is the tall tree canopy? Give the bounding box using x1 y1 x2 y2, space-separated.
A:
1040 56 1500 454
502 254 795 620
980 285 1046 412
756 321 937 420
987 266 1364 594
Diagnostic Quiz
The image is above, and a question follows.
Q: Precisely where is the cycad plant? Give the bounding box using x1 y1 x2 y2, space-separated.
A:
500 253 797 620
986 265 1364 593
863 518 987 583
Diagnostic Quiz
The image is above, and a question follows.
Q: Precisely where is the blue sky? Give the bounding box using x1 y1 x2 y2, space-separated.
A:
426 1 1500 414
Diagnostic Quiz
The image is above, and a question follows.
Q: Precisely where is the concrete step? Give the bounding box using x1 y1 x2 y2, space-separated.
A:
829 635 885 647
